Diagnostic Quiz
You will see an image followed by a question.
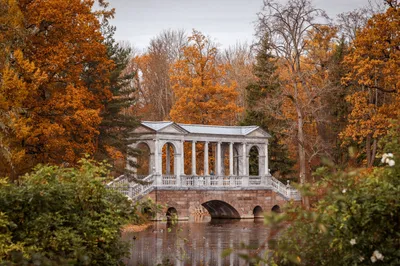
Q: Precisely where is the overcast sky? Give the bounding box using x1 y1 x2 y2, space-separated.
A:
108 0 369 51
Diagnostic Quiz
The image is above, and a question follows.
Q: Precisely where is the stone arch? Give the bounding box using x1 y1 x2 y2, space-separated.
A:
166 207 178 221
272 205 281 213
253 206 263 218
162 142 176 175
135 142 151 176
201 200 240 219
248 145 260 176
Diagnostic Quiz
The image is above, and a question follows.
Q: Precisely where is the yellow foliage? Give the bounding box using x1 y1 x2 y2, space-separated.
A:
169 30 242 125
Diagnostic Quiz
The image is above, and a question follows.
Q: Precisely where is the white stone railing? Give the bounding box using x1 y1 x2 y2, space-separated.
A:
108 174 301 201
107 174 154 200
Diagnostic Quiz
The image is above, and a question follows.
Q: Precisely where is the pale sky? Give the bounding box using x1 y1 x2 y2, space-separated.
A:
109 0 369 51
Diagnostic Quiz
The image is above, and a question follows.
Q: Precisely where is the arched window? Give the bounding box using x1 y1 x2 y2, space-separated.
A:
248 146 259 176
136 142 151 177
162 142 175 175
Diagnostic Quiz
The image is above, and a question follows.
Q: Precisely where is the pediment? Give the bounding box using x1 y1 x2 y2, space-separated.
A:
159 124 188 134
246 128 271 138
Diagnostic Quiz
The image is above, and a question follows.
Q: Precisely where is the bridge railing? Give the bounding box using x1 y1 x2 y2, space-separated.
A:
108 174 301 201
107 174 154 200
179 175 264 188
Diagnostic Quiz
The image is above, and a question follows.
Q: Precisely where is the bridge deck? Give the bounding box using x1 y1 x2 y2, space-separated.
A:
108 174 301 201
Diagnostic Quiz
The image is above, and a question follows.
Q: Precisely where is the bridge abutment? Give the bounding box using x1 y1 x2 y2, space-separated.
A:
146 188 291 220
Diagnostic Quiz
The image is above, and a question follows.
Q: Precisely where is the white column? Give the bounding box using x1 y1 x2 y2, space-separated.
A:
229 142 233 176
154 139 162 186
166 143 171 175
242 143 247 176
192 141 196 175
176 142 181 186
265 141 269 176
216 142 222 176
204 141 209 175
181 141 185 175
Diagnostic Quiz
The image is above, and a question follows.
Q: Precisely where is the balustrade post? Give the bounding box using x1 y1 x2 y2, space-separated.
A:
242 175 249 187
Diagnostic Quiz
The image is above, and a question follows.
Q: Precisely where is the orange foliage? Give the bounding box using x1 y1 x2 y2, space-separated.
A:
169 30 242 125
1 0 114 176
340 4 400 165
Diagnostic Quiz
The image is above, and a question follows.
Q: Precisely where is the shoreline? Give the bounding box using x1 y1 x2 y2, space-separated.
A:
122 222 153 233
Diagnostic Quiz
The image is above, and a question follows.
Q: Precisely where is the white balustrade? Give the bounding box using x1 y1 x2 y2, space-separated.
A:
161 175 177 186
108 173 301 201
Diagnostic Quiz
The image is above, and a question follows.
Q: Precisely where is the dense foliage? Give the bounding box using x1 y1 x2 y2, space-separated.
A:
260 124 400 265
0 159 140 265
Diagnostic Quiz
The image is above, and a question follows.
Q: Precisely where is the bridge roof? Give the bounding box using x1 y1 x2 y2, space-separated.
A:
140 121 271 137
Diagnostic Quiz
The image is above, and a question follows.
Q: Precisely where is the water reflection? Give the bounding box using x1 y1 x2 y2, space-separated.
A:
124 217 269 266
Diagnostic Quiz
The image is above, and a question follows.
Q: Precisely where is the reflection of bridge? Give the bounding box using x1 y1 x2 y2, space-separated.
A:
108 121 301 220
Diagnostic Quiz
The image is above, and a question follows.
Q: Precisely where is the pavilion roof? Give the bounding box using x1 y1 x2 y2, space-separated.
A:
141 121 271 137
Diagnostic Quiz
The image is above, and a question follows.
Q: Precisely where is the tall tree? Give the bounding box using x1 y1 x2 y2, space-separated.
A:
169 30 241 125
221 42 255 122
257 0 331 185
132 29 187 120
0 0 115 177
241 34 294 178
340 0 400 167
94 19 138 176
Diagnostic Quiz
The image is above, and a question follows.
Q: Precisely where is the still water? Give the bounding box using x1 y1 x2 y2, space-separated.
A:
124 217 270 266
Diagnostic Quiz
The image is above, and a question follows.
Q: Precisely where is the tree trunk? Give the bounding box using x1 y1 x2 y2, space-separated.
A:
296 108 306 185
297 105 310 209
367 136 377 167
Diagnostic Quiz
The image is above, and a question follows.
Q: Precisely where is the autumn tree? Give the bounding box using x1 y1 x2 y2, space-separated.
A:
0 0 116 177
257 0 335 186
169 30 241 125
340 0 400 167
94 19 139 175
221 42 255 121
133 29 187 120
241 34 294 178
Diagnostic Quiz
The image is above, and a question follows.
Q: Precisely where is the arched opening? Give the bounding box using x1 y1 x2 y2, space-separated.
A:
272 205 281 213
162 142 175 175
201 200 240 219
253 206 263 218
248 146 259 176
166 207 178 221
136 142 151 177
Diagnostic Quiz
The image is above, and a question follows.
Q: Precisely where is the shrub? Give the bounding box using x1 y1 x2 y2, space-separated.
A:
264 153 400 266
0 158 138 265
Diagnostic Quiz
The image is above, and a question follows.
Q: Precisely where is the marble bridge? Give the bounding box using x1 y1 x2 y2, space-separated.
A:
108 121 301 220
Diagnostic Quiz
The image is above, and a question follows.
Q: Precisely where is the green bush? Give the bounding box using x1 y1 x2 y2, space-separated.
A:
264 153 400 266
0 158 139 265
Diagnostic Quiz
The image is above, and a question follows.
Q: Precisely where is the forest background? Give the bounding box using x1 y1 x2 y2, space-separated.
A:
0 0 399 264
0 0 399 197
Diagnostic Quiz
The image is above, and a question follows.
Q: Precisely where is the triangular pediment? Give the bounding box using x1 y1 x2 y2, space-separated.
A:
246 128 271 138
159 123 188 134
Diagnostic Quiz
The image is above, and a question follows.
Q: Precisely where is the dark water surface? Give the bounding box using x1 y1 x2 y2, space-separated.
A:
123 217 270 266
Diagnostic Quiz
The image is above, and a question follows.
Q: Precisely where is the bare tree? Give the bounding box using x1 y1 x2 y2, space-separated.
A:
221 42 256 121
257 0 333 188
336 0 385 43
133 29 187 120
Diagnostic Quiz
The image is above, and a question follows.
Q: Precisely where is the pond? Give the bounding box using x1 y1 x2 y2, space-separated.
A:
123 217 270 266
